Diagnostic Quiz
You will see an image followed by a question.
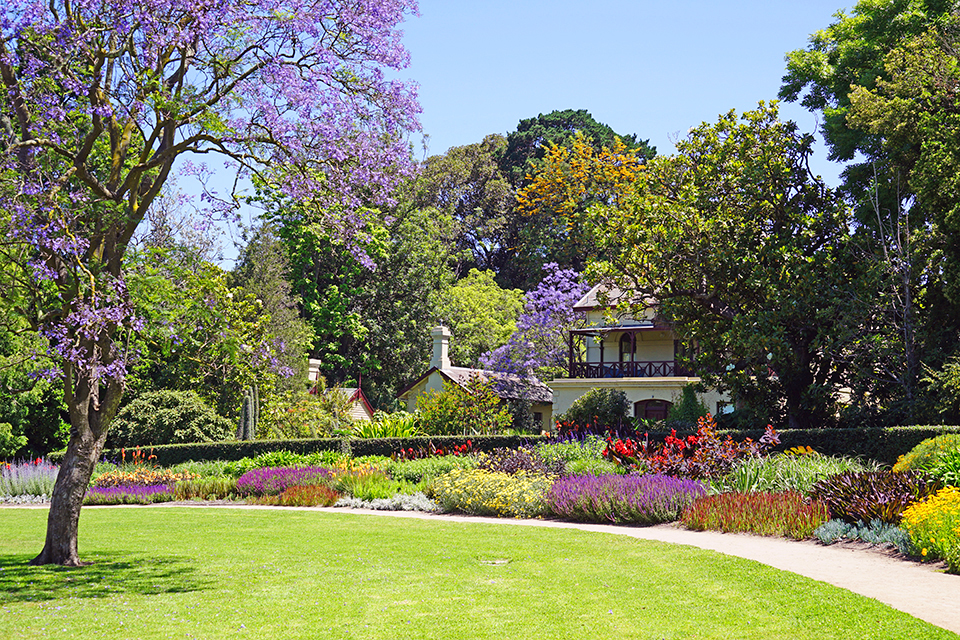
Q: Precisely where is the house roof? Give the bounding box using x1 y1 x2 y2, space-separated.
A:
310 385 377 417
396 366 554 404
573 282 634 311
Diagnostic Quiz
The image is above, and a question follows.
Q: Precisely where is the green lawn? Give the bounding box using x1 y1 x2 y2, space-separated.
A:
0 507 954 639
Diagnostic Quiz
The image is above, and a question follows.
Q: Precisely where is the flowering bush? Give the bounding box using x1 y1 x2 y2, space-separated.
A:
236 466 333 496
83 484 175 505
681 491 829 540
900 486 960 573
92 467 197 488
603 414 778 480
545 474 706 525
393 440 474 461
1 458 59 497
428 468 552 518
893 434 960 472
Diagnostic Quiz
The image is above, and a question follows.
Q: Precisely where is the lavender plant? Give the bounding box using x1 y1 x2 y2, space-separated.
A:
1 0 420 566
545 474 707 525
236 466 334 497
0 460 60 498
83 484 174 505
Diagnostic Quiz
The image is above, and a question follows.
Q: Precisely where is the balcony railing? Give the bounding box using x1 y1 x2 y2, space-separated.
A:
569 360 690 379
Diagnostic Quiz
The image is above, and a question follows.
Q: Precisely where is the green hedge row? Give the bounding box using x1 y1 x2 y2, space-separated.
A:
49 435 550 467
645 425 960 466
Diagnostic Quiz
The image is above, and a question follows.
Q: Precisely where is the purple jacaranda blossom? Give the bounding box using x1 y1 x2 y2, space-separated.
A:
480 263 590 376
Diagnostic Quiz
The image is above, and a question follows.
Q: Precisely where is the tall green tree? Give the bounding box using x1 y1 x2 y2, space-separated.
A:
586 104 867 430
433 268 524 368
269 197 455 408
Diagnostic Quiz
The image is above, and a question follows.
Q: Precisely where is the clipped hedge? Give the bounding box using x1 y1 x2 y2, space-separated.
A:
639 426 960 466
49 435 549 467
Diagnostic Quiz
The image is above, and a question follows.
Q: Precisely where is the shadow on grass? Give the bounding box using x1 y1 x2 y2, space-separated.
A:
0 552 210 603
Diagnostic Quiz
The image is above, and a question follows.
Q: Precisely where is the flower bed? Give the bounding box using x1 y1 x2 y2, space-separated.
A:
236 466 333 496
544 474 706 525
84 484 175 505
681 491 829 540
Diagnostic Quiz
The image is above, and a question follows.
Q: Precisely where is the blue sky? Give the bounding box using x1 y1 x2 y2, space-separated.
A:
401 0 851 183
214 1 853 263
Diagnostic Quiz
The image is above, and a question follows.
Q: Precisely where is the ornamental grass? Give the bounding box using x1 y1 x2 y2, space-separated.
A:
428 468 552 518
544 474 706 525
250 484 341 507
900 486 960 573
681 491 829 540
83 484 175 505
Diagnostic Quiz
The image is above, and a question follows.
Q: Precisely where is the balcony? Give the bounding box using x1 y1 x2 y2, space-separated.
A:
568 360 690 379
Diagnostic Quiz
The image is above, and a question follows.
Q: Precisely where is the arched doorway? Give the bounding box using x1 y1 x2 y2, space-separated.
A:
634 399 672 421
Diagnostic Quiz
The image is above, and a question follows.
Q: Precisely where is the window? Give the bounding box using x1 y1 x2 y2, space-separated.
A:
619 333 634 362
634 399 672 421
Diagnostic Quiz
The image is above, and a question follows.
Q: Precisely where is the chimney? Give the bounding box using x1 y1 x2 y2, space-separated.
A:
430 326 451 370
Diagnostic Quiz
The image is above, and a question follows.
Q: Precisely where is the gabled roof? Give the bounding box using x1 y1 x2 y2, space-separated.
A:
573 282 634 311
396 366 554 404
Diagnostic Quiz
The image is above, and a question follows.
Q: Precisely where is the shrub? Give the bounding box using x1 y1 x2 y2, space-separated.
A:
808 470 940 524
557 388 630 433
545 474 706 525
236 466 333 496
223 450 346 478
416 376 512 436
258 389 353 439
0 459 59 496
108 390 233 448
923 447 960 487
331 468 414 501
666 384 709 430
711 453 881 495
353 412 421 438
535 435 608 465
0 423 27 459
173 477 238 501
92 467 197 488
476 446 565 477
335 492 438 512
428 468 552 518
813 519 912 554
893 434 960 472
900 486 960 573
83 484 174 505
390 455 478 485
681 491 829 540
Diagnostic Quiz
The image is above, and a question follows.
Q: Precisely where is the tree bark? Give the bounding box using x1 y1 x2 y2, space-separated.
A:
31 368 123 566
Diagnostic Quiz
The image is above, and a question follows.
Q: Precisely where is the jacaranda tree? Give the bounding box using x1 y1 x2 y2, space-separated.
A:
0 0 420 565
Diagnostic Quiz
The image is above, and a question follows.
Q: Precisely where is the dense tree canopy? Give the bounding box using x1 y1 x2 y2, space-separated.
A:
586 104 866 430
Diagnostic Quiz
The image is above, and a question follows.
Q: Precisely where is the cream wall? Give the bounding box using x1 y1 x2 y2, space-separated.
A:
549 377 728 419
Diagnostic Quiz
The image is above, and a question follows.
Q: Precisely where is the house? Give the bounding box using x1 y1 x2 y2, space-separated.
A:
307 358 375 421
548 283 729 420
396 326 554 432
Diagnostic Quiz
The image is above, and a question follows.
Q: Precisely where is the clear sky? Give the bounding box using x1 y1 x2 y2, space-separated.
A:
400 0 850 183
214 1 853 264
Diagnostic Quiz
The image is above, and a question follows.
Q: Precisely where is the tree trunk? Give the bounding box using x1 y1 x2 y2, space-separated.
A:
31 370 123 566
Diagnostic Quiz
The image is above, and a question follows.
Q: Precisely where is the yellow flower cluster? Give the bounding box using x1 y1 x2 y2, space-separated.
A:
901 486 960 573
428 468 552 519
92 468 198 488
